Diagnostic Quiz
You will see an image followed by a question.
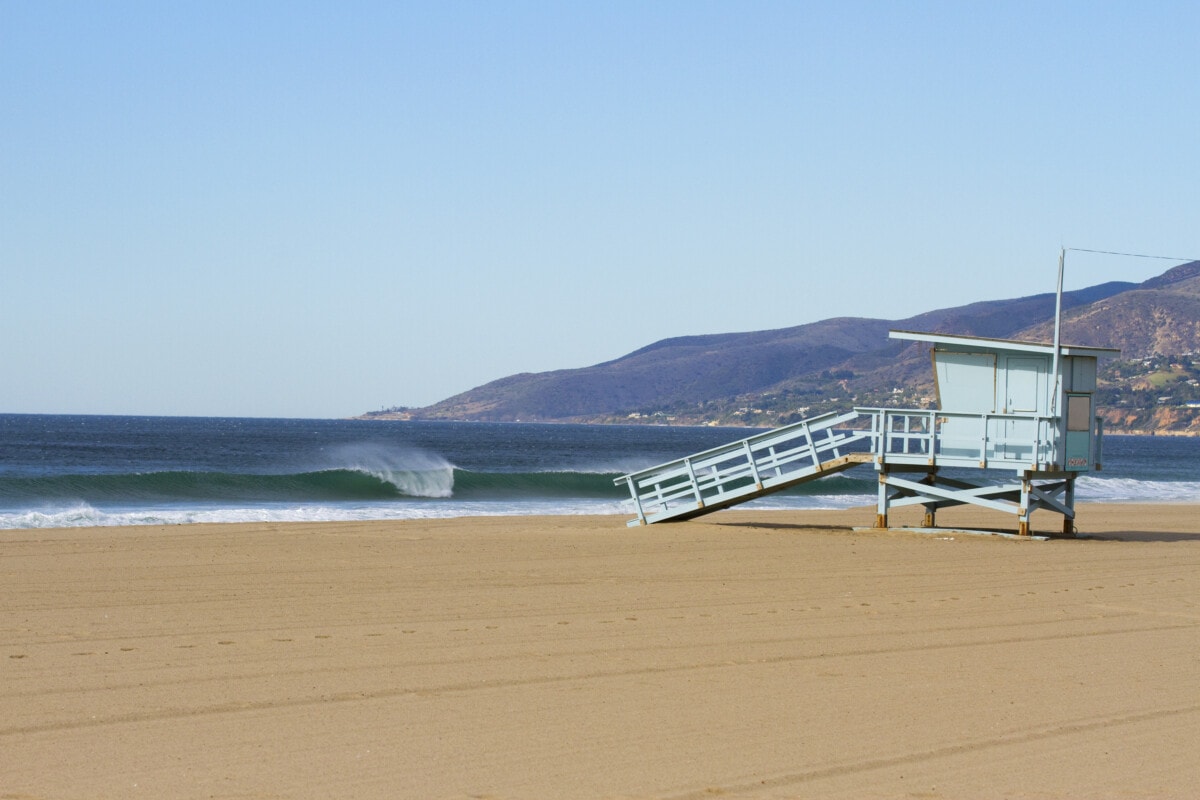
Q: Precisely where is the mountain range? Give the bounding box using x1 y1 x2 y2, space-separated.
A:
365 261 1200 434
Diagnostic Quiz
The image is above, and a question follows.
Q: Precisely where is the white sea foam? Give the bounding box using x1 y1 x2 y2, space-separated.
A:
2 478 1195 530
561 460 651 476
0 498 635 530
1075 475 1200 503
1 503 111 529
329 443 456 498
742 493 876 510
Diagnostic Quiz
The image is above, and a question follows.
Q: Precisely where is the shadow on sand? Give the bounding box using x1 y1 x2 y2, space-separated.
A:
709 518 1200 544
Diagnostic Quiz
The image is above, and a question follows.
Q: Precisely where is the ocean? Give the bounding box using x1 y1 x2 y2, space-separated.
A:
1 414 1198 529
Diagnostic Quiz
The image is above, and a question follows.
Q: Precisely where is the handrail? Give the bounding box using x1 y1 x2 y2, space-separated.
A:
616 410 867 525
619 410 855 485
854 407 1065 470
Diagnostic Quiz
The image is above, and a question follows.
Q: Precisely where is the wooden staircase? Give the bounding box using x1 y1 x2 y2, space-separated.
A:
615 411 872 526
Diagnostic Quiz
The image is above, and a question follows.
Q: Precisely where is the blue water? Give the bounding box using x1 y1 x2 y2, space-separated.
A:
0 414 1197 529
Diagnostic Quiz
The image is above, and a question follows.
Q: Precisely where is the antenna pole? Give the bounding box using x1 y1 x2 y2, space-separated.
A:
1050 247 1065 415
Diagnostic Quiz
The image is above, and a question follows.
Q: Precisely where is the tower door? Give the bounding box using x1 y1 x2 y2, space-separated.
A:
1004 357 1045 413
1003 358 1046 461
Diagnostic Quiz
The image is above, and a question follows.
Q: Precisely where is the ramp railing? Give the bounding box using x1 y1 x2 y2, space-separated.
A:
615 410 870 526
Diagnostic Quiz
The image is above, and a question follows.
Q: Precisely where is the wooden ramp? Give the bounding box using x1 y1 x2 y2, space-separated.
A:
615 411 872 526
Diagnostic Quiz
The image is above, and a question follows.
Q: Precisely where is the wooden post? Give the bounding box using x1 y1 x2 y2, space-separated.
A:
875 471 889 529
1018 476 1032 536
1062 476 1076 537
922 470 937 528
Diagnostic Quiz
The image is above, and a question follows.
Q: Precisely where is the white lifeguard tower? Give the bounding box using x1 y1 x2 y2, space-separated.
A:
863 330 1118 536
615 325 1118 537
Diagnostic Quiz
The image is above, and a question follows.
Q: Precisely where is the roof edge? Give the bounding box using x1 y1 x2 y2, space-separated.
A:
889 329 1121 357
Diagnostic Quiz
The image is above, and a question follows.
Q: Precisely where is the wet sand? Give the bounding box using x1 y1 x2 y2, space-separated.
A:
3 504 1199 798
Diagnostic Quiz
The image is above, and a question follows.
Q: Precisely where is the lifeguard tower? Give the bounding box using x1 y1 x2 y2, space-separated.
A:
615 330 1118 537
863 330 1118 536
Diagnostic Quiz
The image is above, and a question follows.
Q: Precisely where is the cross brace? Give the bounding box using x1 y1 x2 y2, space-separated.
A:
875 467 1077 537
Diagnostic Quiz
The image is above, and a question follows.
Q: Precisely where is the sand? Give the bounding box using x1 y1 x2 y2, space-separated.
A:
3 504 1199 799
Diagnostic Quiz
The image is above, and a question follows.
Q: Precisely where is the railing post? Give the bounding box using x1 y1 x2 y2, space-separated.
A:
801 421 816 468
926 409 937 463
828 423 842 460
654 480 668 511
743 440 764 490
878 410 888 460
623 477 647 526
1032 420 1042 471
979 413 989 468
683 457 704 509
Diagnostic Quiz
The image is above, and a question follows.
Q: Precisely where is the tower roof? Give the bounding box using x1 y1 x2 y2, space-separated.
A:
889 330 1120 358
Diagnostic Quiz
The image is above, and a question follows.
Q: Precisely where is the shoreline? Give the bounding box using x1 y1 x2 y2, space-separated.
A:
4 497 1199 534
355 412 1200 436
4 505 1198 797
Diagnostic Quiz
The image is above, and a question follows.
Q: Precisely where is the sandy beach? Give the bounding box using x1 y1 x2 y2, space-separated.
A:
3 503 1198 799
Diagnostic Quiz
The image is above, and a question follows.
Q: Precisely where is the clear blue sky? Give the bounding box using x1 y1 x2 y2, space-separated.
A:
3 2 1198 418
